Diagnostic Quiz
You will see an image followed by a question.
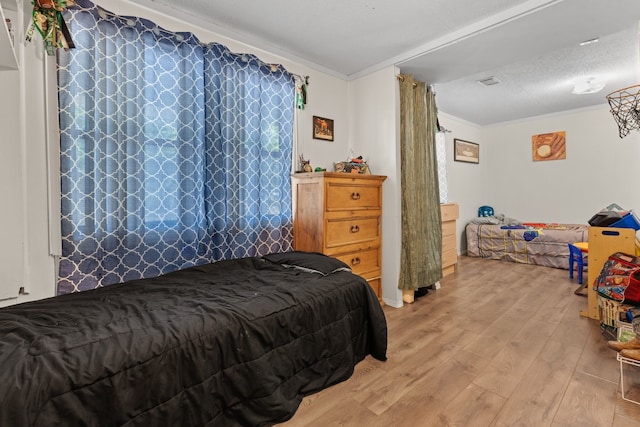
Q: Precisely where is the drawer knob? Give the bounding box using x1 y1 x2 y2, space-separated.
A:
351 257 361 266
350 225 360 233
350 192 361 200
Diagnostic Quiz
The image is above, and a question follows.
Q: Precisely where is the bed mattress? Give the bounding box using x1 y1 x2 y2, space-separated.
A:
466 223 589 269
0 252 387 426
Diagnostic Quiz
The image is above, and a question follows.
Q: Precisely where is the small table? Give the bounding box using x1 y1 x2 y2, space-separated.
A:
574 241 588 252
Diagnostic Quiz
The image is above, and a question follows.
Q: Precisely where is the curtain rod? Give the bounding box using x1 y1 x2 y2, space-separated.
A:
397 74 433 89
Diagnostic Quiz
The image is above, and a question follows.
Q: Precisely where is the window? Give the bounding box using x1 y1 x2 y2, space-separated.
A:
436 131 449 203
56 3 295 293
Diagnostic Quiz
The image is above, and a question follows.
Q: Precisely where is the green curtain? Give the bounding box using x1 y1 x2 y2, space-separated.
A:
398 74 442 291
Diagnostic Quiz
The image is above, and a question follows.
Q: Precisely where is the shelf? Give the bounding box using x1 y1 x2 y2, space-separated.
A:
618 353 640 368
618 352 640 405
580 227 636 320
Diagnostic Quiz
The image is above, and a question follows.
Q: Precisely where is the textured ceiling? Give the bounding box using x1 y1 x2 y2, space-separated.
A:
126 0 640 125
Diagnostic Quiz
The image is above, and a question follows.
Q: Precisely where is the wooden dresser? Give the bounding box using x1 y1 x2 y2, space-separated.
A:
441 202 459 277
291 172 387 301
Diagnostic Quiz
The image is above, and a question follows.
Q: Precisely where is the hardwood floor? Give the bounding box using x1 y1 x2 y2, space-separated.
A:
278 255 640 426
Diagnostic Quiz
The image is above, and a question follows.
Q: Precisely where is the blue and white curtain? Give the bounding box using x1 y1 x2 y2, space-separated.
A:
57 0 295 294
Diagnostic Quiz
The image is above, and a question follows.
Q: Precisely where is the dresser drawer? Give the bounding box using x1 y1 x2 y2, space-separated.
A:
442 247 457 268
365 276 381 299
442 220 456 238
442 235 457 253
326 182 382 211
333 247 381 278
325 216 380 247
441 202 458 278
441 203 459 221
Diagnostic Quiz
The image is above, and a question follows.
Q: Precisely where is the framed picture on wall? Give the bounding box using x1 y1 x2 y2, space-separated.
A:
454 139 479 164
312 116 334 141
532 131 566 161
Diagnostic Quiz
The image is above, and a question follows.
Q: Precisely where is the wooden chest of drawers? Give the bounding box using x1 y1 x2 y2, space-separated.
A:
441 202 459 277
291 172 387 301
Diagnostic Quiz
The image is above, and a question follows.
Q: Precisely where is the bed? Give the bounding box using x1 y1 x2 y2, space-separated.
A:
0 251 387 427
466 222 589 269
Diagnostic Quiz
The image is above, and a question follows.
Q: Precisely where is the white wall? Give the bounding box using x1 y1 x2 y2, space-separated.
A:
439 104 640 254
0 2 54 306
484 106 640 224
348 66 402 307
437 112 485 253
294 72 349 171
0 34 25 302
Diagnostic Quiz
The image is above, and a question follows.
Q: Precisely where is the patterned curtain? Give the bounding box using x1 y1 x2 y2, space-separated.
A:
203 44 294 261
397 74 442 296
436 132 449 203
57 0 294 294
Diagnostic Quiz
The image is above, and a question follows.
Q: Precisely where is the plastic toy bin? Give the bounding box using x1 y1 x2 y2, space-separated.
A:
610 211 640 231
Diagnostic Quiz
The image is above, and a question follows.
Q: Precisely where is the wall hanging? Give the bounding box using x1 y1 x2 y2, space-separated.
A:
295 75 309 110
532 131 566 161
312 116 334 141
26 0 77 55
453 139 479 164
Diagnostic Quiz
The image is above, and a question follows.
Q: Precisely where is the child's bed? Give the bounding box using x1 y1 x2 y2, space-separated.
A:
0 251 387 427
466 222 589 269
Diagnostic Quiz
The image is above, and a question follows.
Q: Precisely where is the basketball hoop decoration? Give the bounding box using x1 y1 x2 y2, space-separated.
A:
606 84 640 138
26 0 77 56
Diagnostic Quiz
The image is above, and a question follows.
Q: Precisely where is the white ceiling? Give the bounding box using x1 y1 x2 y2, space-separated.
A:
128 0 640 126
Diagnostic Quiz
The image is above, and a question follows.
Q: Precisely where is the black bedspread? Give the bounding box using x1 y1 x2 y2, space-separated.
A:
0 252 387 426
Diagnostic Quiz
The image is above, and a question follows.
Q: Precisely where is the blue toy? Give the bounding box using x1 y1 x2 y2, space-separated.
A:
478 205 494 217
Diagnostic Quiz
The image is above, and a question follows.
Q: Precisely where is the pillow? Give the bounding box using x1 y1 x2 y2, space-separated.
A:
469 216 500 225
262 251 351 275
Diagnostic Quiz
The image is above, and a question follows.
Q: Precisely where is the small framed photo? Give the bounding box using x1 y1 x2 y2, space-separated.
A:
454 139 479 164
313 116 334 141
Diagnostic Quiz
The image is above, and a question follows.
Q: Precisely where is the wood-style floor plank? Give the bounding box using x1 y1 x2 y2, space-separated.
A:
551 370 618 426
490 339 582 426
278 256 640 426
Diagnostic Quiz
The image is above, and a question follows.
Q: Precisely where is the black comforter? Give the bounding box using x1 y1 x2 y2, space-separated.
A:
0 252 387 426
